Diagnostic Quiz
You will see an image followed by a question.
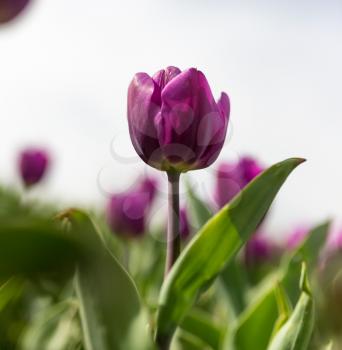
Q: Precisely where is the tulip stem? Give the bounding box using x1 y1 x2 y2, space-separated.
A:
165 171 181 276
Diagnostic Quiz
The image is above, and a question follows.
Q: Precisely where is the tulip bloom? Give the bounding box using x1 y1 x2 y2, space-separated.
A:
18 148 50 187
127 66 230 173
215 156 264 208
106 177 157 237
0 0 30 24
128 66 229 274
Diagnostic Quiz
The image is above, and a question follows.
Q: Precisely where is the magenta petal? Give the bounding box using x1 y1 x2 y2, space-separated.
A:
19 148 49 187
180 208 191 239
127 73 162 166
214 162 242 208
153 66 181 90
217 92 230 121
156 68 223 170
0 0 30 24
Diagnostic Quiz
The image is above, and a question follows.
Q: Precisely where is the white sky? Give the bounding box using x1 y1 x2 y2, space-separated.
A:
1 0 342 236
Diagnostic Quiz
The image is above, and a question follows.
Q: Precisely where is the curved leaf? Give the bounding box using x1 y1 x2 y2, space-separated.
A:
63 210 154 350
267 264 314 350
156 158 304 346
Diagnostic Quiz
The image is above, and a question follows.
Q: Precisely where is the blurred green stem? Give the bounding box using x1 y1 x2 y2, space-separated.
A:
165 171 181 277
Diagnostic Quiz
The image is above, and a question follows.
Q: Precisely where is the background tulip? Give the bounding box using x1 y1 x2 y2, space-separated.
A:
18 148 50 187
127 66 230 173
179 208 191 240
214 156 264 208
106 177 157 237
244 233 275 266
0 0 31 24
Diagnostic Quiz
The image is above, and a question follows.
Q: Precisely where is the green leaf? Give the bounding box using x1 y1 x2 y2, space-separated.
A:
220 257 248 316
180 309 224 349
0 217 82 280
296 221 330 271
282 221 330 304
231 257 301 350
186 180 212 228
232 276 279 350
186 182 248 315
156 158 304 346
20 300 82 350
267 264 314 350
64 210 154 350
0 278 23 312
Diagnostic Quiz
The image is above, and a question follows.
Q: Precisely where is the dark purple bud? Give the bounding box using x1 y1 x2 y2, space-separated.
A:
286 226 309 250
245 234 273 266
214 156 264 208
106 176 158 237
127 67 230 172
0 0 31 24
180 208 191 240
18 148 49 187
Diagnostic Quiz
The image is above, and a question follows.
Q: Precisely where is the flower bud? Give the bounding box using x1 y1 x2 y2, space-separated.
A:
214 156 264 208
180 208 191 240
18 148 50 187
0 0 30 24
127 66 230 173
244 234 273 266
106 177 157 237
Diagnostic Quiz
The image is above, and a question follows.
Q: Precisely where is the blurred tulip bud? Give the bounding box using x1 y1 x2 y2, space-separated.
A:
127 66 230 173
214 156 264 208
0 0 31 24
106 177 158 237
18 147 50 187
180 208 191 240
244 233 273 266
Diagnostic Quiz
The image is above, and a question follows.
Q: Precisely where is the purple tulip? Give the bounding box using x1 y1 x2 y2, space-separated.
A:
127 66 230 173
214 156 264 208
106 177 158 237
180 208 191 240
244 234 273 266
18 148 50 187
0 0 30 24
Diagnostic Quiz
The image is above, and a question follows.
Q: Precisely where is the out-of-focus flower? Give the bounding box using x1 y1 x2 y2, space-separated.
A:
0 0 30 24
106 177 158 237
18 148 50 187
180 208 191 240
326 229 342 252
214 156 264 208
244 234 273 266
127 66 230 173
286 226 309 250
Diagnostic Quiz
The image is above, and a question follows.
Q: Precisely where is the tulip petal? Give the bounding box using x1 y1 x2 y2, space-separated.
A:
153 66 181 90
156 68 222 169
127 73 162 166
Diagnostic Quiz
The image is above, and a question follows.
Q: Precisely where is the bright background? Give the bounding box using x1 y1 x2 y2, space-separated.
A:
1 0 342 236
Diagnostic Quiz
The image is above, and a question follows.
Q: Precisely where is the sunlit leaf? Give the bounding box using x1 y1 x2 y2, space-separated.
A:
63 210 154 350
156 158 304 346
267 264 314 350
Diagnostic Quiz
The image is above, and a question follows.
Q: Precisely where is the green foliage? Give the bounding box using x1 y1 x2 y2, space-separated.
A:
156 158 304 346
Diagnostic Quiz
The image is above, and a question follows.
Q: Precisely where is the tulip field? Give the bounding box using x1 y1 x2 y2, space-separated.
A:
1 65 341 350
1 3 342 350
